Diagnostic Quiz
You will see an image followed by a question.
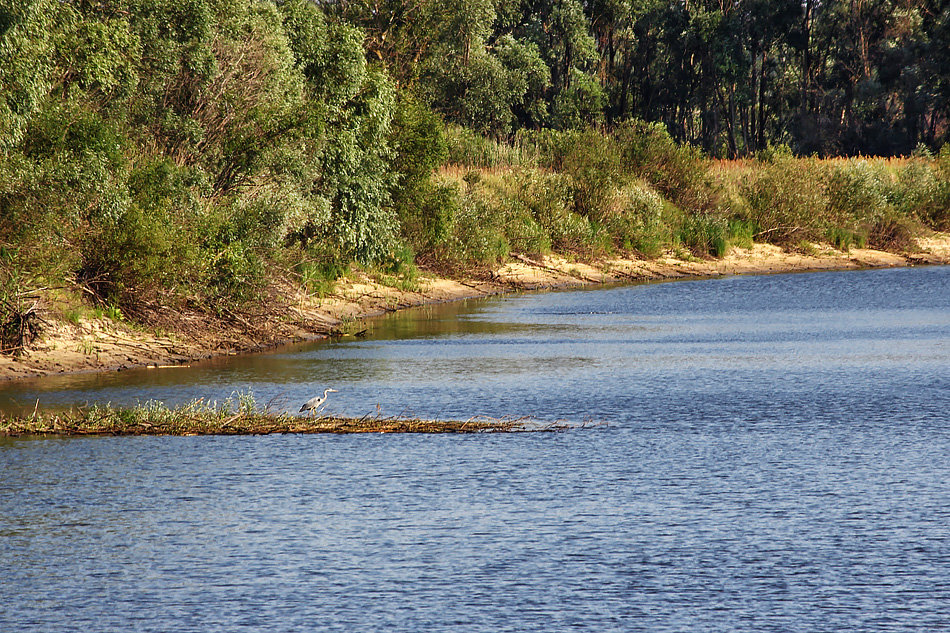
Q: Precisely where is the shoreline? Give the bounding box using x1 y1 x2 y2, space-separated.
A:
3 236 948 382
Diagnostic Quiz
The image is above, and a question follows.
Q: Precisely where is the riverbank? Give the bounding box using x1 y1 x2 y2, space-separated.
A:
2 234 948 382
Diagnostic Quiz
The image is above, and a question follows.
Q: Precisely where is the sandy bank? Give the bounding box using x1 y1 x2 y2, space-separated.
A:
3 235 948 382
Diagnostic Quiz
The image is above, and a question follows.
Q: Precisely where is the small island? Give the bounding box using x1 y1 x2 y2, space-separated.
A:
0 399 582 436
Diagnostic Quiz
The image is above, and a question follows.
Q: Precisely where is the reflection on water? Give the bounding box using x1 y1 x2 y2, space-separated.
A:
2 266 948 424
1 267 949 632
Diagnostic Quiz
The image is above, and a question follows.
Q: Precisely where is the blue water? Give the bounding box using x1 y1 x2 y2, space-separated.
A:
2 266 949 631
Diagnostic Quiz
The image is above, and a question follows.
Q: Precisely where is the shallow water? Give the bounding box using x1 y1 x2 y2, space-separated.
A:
2 266 948 631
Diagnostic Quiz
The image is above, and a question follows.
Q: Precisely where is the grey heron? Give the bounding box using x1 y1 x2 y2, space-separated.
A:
300 388 338 414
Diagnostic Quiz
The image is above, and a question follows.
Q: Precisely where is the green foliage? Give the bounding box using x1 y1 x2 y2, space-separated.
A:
727 219 755 250
390 95 452 254
494 35 550 128
202 239 266 304
736 155 830 245
754 144 795 163
450 193 510 264
601 182 671 257
293 244 349 297
893 156 950 231
615 120 719 213
558 129 624 218
0 0 56 149
0 0 426 320
78 196 188 311
826 227 867 251
550 69 606 130
673 215 754 258
444 124 540 167
825 160 894 228
309 0 949 157
57 12 140 100
511 171 592 253
400 180 461 255
676 214 729 257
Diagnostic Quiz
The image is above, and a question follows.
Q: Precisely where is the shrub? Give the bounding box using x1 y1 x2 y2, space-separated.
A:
390 95 449 249
614 119 719 213
509 171 591 252
868 211 918 251
826 226 867 251
450 195 510 264
894 155 950 231
825 158 928 249
600 181 671 256
401 181 462 255
78 192 189 312
825 159 894 227
676 214 729 257
505 212 552 256
201 240 266 305
737 155 829 245
559 128 624 218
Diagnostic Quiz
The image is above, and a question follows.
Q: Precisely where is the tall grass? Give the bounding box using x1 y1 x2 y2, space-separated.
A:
434 124 947 267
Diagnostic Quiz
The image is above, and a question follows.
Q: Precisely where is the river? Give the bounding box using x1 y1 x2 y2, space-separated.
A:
2 266 948 631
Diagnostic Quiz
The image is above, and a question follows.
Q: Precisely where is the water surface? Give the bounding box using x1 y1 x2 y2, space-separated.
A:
2 267 948 631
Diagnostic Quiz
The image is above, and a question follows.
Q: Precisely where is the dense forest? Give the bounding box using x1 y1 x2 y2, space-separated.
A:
336 0 950 157
1 0 949 351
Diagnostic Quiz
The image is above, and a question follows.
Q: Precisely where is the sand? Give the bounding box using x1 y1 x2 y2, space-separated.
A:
3 235 948 382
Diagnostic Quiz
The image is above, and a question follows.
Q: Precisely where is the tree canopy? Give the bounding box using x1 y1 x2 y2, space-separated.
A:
336 0 949 156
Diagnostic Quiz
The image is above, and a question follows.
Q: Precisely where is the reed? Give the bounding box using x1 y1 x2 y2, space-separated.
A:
0 400 581 436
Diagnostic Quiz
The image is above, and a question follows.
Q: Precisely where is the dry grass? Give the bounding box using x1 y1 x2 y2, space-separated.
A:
0 401 588 436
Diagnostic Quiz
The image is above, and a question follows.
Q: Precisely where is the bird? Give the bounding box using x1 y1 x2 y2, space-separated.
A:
300 388 338 414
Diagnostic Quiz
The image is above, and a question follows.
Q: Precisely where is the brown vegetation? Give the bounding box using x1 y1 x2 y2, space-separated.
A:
0 402 580 436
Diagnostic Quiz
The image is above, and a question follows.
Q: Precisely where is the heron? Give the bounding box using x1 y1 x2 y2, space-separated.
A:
300 388 338 414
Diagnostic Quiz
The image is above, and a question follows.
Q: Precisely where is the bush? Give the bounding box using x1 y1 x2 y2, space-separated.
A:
509 171 591 252
825 158 929 249
826 227 867 251
614 119 719 213
390 95 449 246
559 128 624 218
600 181 671 256
400 181 461 255
868 211 918 251
676 214 729 257
201 240 266 306
450 194 510 264
737 156 829 245
894 155 950 231
78 194 189 312
825 159 894 227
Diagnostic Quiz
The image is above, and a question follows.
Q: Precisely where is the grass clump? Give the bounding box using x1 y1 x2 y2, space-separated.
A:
0 396 576 435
